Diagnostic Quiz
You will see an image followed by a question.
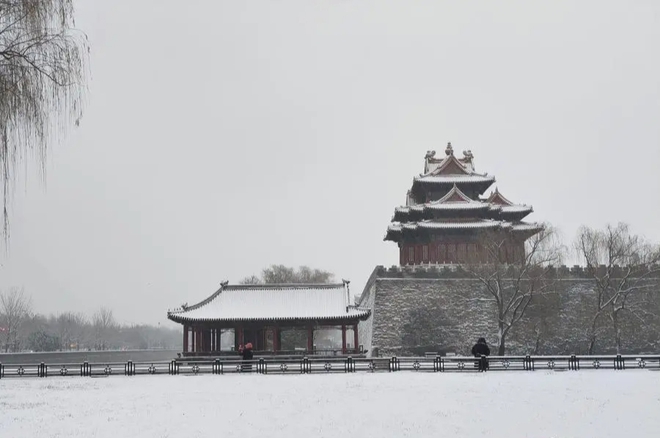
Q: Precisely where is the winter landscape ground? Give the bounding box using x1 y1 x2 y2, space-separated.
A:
1 372 659 438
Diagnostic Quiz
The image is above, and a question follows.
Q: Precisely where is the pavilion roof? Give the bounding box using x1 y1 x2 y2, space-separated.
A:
416 146 495 186
397 184 490 213
385 219 544 237
414 173 496 185
167 282 370 324
486 188 534 215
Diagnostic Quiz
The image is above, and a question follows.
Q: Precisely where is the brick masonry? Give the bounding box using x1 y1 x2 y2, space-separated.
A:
357 265 660 357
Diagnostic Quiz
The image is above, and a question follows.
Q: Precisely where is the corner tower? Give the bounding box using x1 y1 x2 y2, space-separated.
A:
385 143 543 265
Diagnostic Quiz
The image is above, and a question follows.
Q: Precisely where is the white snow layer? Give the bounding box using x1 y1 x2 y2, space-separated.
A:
1 372 659 437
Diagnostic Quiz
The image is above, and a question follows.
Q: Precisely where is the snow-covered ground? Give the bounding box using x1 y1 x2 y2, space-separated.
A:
1 372 659 437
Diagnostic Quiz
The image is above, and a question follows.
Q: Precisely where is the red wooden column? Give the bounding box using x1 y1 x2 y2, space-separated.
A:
211 329 215 352
191 328 196 353
183 325 189 353
272 327 279 353
341 325 347 354
238 328 244 348
307 326 314 353
353 323 359 353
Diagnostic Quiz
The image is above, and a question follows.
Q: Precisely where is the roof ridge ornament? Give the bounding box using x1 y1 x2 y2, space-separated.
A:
445 142 453 156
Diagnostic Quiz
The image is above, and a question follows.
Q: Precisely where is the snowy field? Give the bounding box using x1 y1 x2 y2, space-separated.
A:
1 372 659 437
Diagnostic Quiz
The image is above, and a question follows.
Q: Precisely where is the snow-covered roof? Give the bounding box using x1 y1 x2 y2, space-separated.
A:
396 185 490 214
387 220 543 233
485 188 533 215
501 205 533 214
416 146 494 186
511 223 544 232
414 174 495 184
167 283 370 323
390 220 502 231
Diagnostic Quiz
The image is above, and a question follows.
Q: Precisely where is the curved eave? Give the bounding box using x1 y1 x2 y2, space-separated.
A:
511 224 544 233
167 310 371 324
424 204 489 211
412 175 496 185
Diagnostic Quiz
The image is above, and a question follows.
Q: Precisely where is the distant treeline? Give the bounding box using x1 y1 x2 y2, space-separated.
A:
0 288 180 353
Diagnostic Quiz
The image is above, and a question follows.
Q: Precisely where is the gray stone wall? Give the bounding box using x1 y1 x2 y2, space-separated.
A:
357 265 660 357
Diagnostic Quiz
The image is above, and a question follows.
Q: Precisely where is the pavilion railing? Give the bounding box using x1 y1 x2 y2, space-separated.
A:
1 354 659 379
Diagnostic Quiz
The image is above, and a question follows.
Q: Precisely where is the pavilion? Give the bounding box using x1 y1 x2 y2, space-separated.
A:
167 280 371 357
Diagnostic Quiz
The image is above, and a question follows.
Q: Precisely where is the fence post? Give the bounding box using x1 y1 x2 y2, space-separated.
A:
434 356 445 372
300 357 311 374
0 362 2 379
345 356 355 373
169 360 179 375
258 358 266 374
569 355 579 371
524 355 534 371
389 357 400 372
81 361 90 377
614 355 624 370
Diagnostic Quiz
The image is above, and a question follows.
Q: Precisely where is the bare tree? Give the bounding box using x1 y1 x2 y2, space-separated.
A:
239 275 261 285
0 0 89 239
56 311 87 350
466 225 564 355
0 287 32 352
92 306 117 350
240 265 335 284
575 223 660 354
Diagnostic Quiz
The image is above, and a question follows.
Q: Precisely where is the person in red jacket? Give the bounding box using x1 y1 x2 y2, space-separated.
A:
238 342 254 372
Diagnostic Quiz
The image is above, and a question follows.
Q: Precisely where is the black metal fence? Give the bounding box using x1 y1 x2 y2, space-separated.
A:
1 354 659 379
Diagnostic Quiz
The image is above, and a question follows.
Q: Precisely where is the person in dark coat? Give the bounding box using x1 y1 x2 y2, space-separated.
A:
471 338 490 371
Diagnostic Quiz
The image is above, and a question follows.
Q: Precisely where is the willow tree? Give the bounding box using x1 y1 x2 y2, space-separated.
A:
1 1 88 239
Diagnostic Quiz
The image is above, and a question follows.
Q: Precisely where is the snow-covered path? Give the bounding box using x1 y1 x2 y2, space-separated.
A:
1 371 659 437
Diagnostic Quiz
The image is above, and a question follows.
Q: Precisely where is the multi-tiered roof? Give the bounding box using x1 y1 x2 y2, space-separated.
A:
385 143 543 260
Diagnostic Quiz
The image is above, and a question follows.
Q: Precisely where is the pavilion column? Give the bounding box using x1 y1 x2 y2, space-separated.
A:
272 327 279 353
341 325 347 354
238 328 244 348
191 328 196 353
353 323 359 354
210 329 215 352
183 325 189 353
307 326 314 353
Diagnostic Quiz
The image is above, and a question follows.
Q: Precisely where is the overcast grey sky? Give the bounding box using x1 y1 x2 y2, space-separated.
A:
1 0 659 326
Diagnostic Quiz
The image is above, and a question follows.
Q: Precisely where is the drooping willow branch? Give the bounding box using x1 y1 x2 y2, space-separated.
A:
0 0 89 242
